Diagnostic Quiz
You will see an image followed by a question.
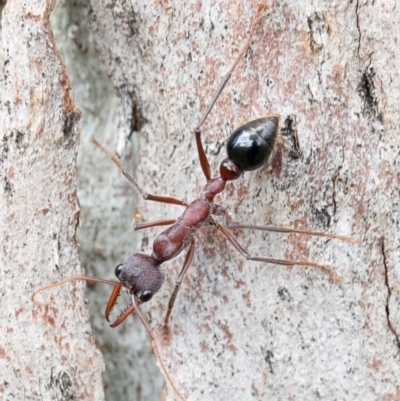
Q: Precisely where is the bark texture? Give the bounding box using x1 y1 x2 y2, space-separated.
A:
0 1 104 400
49 1 165 400
1 1 400 401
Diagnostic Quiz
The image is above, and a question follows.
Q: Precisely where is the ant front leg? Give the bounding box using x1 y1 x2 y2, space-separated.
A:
164 237 196 326
210 221 341 282
92 138 187 207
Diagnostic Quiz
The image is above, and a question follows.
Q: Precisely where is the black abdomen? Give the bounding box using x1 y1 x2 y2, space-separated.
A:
227 117 279 171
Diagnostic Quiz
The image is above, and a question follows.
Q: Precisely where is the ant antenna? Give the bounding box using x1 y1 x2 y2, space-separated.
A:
31 276 119 306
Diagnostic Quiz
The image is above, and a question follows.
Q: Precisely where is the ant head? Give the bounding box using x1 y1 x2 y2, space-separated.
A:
115 253 165 303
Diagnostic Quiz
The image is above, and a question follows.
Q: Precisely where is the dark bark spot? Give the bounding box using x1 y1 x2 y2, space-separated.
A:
59 371 75 400
311 204 331 228
118 85 148 137
264 349 274 374
15 131 25 147
281 115 301 159
1 135 9 162
4 177 12 194
358 68 383 122
63 111 81 138
278 286 291 301
132 101 147 132
307 12 328 53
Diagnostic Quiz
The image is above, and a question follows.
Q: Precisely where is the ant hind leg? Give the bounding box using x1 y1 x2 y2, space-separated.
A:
193 4 266 181
227 222 360 244
210 221 341 282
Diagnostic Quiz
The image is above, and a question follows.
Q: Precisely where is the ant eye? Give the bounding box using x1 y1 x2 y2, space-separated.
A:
115 264 124 278
139 290 153 303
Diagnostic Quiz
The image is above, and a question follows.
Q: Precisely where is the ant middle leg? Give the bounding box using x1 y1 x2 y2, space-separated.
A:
194 4 266 181
92 138 187 207
210 221 341 282
134 219 176 231
164 237 196 326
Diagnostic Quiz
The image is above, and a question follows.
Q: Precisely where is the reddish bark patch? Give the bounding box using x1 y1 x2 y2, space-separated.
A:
234 278 246 289
200 340 209 354
242 291 251 308
251 383 259 396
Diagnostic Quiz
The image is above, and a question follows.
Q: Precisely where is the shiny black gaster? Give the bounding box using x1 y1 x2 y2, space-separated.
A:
227 117 279 171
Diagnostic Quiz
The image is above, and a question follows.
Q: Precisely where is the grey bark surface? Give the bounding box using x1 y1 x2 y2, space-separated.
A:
0 1 104 400
1 1 400 401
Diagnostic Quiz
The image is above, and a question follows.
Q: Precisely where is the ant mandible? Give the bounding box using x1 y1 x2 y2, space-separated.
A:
32 4 358 400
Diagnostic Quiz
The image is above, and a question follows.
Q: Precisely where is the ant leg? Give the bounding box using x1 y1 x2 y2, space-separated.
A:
228 222 360 244
194 127 211 181
31 276 119 306
131 296 187 401
92 138 187 207
134 219 176 231
195 4 265 130
210 221 340 282
194 4 266 181
164 237 196 325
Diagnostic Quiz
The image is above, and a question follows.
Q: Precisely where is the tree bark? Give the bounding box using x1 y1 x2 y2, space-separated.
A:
0 1 104 400
2 1 399 401
49 1 165 400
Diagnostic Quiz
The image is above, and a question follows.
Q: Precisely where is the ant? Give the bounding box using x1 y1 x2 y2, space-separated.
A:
32 4 359 400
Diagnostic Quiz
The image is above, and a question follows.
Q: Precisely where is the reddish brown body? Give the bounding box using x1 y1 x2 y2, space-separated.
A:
152 176 227 263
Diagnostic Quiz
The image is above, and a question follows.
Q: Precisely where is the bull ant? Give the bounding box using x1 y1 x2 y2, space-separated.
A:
32 4 359 400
